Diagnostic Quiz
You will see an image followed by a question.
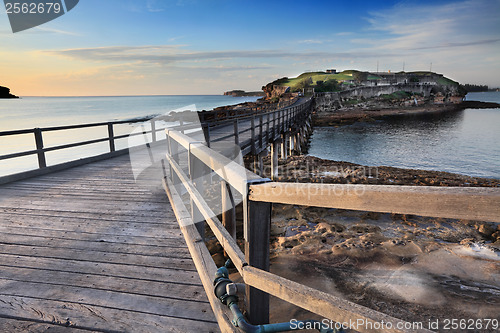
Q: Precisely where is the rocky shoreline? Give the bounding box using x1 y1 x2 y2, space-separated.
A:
312 100 500 126
261 155 500 329
239 148 499 328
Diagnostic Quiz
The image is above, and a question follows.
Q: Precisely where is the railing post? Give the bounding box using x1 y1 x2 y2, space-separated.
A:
189 146 205 240
272 111 277 140
202 124 211 148
271 139 281 180
167 134 180 191
266 113 270 143
233 119 239 145
250 116 256 154
259 114 263 149
34 128 46 168
107 123 115 152
151 119 156 143
221 181 236 245
244 185 271 325
281 133 288 160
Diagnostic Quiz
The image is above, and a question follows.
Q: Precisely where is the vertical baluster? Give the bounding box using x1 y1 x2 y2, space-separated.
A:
34 128 46 168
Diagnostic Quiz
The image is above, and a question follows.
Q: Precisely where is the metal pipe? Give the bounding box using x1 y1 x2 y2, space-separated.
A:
214 264 340 333
229 302 333 333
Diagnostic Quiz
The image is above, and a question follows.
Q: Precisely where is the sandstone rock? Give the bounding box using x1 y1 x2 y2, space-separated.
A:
262 84 290 100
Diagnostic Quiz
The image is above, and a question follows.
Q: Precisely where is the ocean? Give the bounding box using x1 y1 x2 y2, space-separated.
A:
0 95 259 176
1 92 499 179
308 91 500 179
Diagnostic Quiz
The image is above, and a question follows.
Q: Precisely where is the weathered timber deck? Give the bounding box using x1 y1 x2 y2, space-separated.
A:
0 154 219 332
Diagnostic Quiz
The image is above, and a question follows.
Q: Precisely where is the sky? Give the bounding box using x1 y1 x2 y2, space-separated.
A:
1 0 499 96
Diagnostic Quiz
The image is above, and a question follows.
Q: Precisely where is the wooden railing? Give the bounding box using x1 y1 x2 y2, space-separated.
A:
0 97 308 184
0 117 175 184
162 100 500 332
0 117 152 168
200 97 311 156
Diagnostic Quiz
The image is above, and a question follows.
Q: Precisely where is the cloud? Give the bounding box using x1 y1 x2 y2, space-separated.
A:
364 0 500 52
296 39 324 44
34 26 80 36
336 32 353 36
409 38 500 51
42 44 397 66
351 0 500 84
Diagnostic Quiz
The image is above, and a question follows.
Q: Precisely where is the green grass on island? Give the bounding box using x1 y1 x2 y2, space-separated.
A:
268 70 460 93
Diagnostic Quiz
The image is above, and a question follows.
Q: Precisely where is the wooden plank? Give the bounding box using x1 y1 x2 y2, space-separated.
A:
0 254 202 287
0 215 182 238
0 225 181 247
163 177 235 333
0 243 196 271
0 279 215 321
0 209 178 225
0 221 180 240
0 233 190 258
249 182 500 223
242 266 432 333
0 199 169 213
0 294 219 333
0 265 208 302
0 316 96 333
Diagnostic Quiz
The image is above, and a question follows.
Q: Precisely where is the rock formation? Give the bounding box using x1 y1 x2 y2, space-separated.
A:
262 83 290 100
0 86 19 98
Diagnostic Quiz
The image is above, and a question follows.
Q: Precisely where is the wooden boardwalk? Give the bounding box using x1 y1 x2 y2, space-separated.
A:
0 154 219 332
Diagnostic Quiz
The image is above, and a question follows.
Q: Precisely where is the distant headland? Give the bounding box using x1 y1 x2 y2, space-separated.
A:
223 89 265 97
0 85 19 99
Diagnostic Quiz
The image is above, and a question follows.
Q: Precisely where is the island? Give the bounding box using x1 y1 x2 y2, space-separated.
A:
261 70 500 125
0 85 19 98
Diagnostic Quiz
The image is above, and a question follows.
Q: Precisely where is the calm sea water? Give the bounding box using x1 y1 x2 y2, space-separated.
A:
308 92 500 179
0 95 259 176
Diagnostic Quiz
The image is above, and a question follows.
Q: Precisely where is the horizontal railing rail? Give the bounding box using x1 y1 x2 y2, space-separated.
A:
249 182 500 223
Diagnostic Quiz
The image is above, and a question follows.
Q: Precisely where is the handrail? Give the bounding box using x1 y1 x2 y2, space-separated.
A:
249 182 500 223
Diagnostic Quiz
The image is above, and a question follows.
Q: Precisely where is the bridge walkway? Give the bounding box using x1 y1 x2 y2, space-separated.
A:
0 153 220 332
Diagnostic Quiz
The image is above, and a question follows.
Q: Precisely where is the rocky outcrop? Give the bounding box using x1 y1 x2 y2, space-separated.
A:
262 84 290 100
223 90 265 97
0 86 19 98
